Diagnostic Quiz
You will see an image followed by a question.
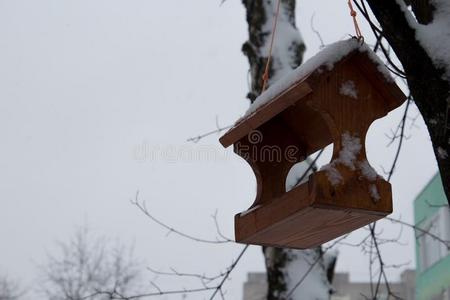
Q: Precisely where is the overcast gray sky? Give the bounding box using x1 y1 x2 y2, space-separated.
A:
0 0 439 299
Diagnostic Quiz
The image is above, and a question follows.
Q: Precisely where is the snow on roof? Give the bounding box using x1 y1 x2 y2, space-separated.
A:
245 39 393 117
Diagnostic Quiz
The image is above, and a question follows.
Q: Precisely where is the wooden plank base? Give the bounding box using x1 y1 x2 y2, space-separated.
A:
235 172 392 249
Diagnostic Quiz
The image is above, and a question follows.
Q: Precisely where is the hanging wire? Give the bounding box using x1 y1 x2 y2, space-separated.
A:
261 0 282 93
262 0 364 94
347 0 364 40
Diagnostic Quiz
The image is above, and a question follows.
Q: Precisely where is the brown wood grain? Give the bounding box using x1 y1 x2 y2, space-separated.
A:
221 49 406 249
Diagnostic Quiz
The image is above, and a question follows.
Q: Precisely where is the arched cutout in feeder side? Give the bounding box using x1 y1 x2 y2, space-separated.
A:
219 41 407 249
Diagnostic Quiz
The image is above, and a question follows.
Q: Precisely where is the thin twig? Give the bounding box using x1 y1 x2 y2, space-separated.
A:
132 191 231 244
387 96 412 181
186 117 232 143
385 216 450 249
310 12 325 48
208 245 249 300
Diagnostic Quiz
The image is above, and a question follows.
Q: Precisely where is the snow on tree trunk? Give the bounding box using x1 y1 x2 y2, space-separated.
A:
241 1 335 299
366 0 450 205
242 0 304 102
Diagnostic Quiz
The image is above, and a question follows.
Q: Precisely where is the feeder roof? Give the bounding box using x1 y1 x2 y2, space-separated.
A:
248 39 393 116
220 39 406 148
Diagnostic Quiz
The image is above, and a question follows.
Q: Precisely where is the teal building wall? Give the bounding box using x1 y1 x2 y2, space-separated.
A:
414 173 449 300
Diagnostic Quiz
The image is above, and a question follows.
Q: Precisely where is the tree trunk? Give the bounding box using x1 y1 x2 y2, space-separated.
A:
365 0 450 205
241 1 335 299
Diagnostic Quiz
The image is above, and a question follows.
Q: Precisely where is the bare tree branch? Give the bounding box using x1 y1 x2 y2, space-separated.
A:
186 116 232 143
131 191 232 244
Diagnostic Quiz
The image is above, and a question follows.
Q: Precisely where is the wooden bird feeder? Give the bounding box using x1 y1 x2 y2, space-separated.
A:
219 42 406 249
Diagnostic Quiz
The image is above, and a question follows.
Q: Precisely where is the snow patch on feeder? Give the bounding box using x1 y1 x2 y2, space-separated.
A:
359 160 378 181
369 184 381 202
246 39 394 117
319 134 382 201
338 133 362 170
340 80 358 99
323 165 343 186
321 132 362 185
